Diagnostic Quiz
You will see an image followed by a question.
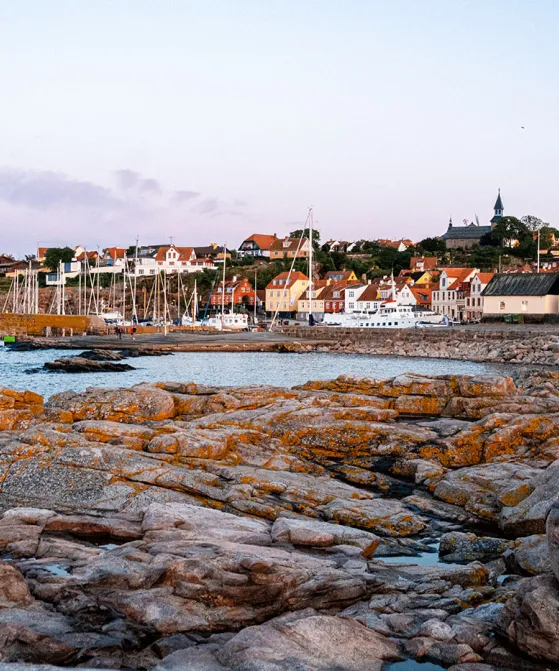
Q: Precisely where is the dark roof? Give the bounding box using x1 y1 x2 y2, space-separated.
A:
482 273 559 297
494 190 504 211
490 214 502 224
442 225 492 240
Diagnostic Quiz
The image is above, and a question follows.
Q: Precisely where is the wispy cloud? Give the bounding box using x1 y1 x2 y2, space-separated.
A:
0 168 119 210
0 166 250 255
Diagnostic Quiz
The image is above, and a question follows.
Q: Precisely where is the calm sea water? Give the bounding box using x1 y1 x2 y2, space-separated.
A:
0 347 512 399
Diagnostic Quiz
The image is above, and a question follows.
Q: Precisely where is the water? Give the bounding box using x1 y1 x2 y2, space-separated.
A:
0 347 512 398
385 662 444 671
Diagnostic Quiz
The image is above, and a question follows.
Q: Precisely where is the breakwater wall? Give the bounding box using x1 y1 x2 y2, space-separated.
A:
0 313 105 336
283 325 559 365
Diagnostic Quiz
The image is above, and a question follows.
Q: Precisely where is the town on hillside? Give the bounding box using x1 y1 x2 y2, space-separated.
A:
2 191 559 324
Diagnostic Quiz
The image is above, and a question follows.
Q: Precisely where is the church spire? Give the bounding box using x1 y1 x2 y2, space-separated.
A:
491 189 504 226
494 188 503 214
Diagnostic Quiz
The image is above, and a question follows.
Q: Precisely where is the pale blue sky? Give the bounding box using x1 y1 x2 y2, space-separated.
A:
1 0 558 254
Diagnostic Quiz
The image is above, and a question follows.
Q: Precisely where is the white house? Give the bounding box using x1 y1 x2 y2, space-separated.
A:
353 284 382 313
482 273 559 319
397 283 418 307
432 267 479 321
132 245 215 277
465 272 495 320
344 284 369 312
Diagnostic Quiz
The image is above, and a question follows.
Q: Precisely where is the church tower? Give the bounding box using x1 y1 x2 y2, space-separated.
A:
490 189 504 228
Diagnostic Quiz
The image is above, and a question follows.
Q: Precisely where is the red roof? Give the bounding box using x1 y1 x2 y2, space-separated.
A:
409 286 433 306
475 272 495 285
75 250 99 261
270 238 309 253
356 285 380 302
242 234 278 250
154 245 195 261
104 247 127 260
266 271 308 290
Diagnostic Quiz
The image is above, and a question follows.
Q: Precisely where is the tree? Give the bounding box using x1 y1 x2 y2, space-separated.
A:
290 228 321 246
415 237 446 255
491 217 536 259
44 247 74 271
521 215 545 232
126 245 137 257
540 226 559 250
24 254 36 262
469 245 500 271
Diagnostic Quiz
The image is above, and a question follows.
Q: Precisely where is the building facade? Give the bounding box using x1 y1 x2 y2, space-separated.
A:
431 268 479 320
210 276 256 309
266 271 309 317
238 234 278 258
464 272 495 320
482 273 559 319
132 245 215 276
270 237 311 260
442 191 503 249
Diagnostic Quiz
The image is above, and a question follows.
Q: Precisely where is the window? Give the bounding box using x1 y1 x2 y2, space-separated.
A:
325 302 330 309
521 300 528 311
500 301 506 311
150 269 155 275
348 302 354 309
139 269 144 275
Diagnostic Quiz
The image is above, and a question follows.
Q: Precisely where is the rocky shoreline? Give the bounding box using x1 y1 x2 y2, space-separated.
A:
281 327 559 367
0 371 559 669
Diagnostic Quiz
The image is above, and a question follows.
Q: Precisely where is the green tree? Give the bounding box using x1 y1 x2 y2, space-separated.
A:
469 245 500 271
289 228 321 246
415 237 446 255
539 226 559 250
44 247 74 271
126 245 137 257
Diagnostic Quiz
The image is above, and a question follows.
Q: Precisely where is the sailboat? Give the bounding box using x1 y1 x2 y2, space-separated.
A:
181 279 202 326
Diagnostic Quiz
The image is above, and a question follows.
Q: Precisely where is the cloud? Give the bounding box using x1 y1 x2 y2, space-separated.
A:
0 168 119 210
196 198 220 214
0 166 250 254
114 170 161 197
172 189 200 205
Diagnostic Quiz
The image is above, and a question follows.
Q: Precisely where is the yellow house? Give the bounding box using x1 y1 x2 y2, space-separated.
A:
270 238 311 260
297 284 328 317
324 270 358 282
413 270 433 286
266 271 309 317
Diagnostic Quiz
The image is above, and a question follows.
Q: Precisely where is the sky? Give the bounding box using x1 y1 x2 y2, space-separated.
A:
1 0 558 256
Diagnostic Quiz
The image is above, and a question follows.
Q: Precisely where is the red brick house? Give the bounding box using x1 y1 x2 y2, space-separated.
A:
210 276 256 308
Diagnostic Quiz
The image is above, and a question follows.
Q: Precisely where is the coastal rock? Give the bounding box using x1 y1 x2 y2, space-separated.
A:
0 372 557 668
46 385 176 422
497 573 559 662
439 532 511 564
271 517 380 557
44 356 135 372
546 500 559 581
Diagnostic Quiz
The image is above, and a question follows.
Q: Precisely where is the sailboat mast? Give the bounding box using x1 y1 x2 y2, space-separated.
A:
308 207 313 326
254 268 257 325
221 243 227 327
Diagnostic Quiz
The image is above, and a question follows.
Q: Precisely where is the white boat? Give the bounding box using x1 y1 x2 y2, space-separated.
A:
101 309 124 324
323 301 450 329
203 312 249 330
